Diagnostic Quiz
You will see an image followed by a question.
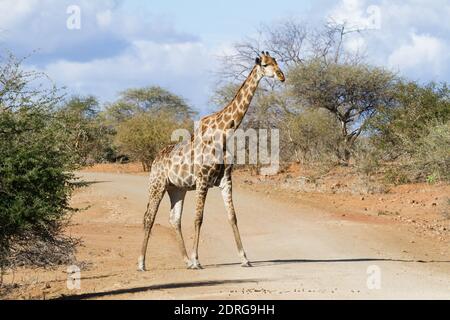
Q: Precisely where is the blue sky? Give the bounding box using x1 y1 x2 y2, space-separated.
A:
1 0 449 115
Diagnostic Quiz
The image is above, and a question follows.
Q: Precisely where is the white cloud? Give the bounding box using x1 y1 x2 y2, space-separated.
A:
1 0 215 111
388 32 448 77
0 0 39 29
1 0 119 54
96 10 113 29
378 0 450 33
0 0 197 57
329 0 381 30
328 0 450 82
345 35 367 54
37 40 216 110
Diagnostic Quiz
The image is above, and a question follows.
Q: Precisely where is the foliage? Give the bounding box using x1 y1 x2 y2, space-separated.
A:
0 54 78 274
370 82 450 183
281 109 342 164
115 111 192 171
56 96 115 165
104 86 197 125
101 86 197 167
289 59 397 161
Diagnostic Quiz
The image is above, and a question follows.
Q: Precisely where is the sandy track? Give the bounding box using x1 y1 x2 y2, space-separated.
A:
8 172 450 299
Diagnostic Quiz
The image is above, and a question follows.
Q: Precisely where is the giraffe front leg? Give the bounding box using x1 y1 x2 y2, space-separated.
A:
220 177 252 267
189 185 208 270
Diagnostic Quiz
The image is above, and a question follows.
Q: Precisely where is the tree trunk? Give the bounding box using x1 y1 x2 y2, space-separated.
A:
339 120 352 164
342 144 351 163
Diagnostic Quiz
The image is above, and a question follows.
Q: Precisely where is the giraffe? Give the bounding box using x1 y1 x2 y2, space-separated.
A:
138 51 285 271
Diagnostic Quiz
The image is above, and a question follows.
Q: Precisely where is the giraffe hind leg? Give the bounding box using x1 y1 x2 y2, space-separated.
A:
138 182 166 272
168 188 192 268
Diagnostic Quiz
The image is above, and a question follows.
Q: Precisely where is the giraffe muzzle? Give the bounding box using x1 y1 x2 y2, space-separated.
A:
276 71 285 82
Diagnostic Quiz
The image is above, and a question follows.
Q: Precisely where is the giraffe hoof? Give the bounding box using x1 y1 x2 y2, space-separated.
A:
241 261 252 268
189 263 203 270
137 257 147 271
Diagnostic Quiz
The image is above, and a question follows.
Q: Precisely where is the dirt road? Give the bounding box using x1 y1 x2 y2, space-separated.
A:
7 172 450 299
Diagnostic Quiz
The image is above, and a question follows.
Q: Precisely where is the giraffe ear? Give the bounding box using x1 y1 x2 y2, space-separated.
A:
255 57 261 65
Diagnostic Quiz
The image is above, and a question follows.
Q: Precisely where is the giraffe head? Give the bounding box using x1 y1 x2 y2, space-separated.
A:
255 51 285 82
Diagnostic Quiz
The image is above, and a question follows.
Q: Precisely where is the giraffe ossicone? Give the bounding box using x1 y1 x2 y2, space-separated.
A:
138 52 285 272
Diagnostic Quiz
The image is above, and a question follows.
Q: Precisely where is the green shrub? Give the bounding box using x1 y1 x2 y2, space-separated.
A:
0 54 78 275
353 139 380 177
370 82 450 183
405 121 450 182
115 111 193 171
281 108 342 164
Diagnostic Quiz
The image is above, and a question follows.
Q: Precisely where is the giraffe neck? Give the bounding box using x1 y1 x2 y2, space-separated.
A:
222 66 262 130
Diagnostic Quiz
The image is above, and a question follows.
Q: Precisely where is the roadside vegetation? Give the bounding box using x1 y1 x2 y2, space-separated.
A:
0 55 79 283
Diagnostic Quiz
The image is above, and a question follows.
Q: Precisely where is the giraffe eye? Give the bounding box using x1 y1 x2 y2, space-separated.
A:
262 64 269 67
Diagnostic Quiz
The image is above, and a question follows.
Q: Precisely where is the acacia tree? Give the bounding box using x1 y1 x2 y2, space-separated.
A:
101 86 197 166
289 60 397 161
104 86 196 124
57 95 114 164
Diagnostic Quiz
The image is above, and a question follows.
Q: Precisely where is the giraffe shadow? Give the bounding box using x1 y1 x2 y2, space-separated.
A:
52 278 264 300
204 258 450 269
